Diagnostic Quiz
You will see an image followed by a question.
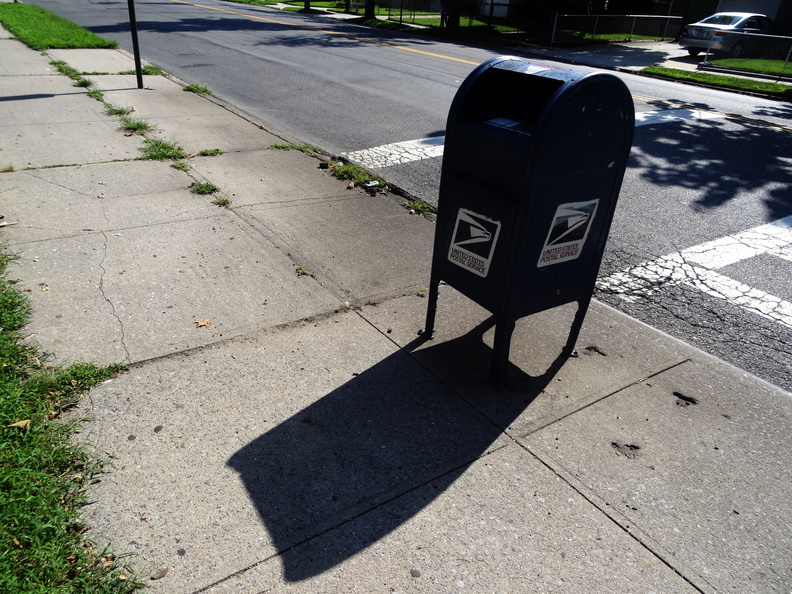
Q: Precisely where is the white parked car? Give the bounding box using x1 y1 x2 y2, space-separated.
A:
678 12 775 56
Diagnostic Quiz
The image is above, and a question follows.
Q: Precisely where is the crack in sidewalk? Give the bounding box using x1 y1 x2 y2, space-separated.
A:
98 230 131 364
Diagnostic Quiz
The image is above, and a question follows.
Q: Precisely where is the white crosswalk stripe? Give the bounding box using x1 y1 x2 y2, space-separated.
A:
341 136 445 169
597 216 792 329
340 109 726 169
342 107 789 329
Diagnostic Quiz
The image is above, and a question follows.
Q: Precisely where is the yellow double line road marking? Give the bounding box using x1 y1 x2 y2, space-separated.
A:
168 0 792 132
167 0 479 64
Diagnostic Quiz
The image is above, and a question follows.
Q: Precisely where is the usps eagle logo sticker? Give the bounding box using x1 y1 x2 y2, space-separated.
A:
448 208 502 278
538 200 599 268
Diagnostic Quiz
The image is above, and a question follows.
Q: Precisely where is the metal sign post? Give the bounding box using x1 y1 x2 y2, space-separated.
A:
127 0 144 89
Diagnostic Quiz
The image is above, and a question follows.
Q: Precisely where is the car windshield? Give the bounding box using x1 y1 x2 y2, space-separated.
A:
700 14 744 25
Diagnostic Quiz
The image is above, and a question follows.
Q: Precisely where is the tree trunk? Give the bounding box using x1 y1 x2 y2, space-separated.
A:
446 0 461 30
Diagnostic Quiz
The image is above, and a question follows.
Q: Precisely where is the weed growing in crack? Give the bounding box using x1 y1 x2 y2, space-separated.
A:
171 161 190 172
119 116 153 136
49 60 92 87
404 200 433 215
184 83 212 96
190 182 219 195
269 143 321 156
295 265 315 278
87 88 104 101
119 65 165 76
49 59 80 79
212 196 231 207
139 138 187 160
104 103 133 116
332 162 385 188
198 148 223 157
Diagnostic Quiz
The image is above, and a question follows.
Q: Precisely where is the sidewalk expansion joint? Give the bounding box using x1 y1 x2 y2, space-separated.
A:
364 313 711 590
98 230 131 364
125 306 349 369
525 358 692 437
517 439 712 594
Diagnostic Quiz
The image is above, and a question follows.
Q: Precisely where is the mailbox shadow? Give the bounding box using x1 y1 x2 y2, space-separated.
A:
228 318 565 582
0 93 88 102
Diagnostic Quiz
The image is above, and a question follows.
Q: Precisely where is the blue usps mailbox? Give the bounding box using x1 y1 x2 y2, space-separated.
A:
423 56 635 387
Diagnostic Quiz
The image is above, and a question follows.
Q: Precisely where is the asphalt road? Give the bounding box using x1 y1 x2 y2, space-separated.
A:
25 0 792 391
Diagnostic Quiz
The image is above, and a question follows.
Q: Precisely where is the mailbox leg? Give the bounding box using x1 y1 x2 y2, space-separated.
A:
422 277 440 339
490 318 515 389
563 299 591 357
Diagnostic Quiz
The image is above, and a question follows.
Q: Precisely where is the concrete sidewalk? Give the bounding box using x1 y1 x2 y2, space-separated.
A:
523 39 702 72
2 27 791 593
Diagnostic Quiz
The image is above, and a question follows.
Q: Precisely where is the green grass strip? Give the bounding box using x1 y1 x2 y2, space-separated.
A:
0 3 117 51
218 0 283 6
0 252 140 592
643 66 792 100
706 58 792 77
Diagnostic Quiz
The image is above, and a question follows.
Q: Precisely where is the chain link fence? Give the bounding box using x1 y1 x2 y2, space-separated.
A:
337 2 686 45
551 14 683 44
346 0 529 30
699 31 792 80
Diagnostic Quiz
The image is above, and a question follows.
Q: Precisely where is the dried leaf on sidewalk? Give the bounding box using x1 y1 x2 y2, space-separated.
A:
151 568 169 580
195 318 212 328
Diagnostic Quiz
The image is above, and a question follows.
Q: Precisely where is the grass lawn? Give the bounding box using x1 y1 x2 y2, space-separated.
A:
217 0 282 6
553 29 668 43
581 33 666 42
0 3 117 50
0 4 142 591
707 57 792 77
0 253 139 592
643 66 792 100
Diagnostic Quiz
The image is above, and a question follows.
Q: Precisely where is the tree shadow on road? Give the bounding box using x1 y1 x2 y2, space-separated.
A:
630 106 792 221
89 13 440 49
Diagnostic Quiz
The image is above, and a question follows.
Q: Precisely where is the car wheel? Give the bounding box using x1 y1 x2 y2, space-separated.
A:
687 48 701 56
